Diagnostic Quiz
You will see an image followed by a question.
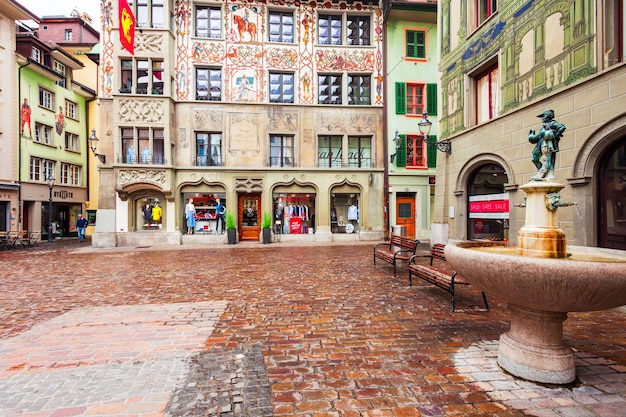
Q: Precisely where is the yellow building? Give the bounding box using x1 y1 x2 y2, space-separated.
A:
93 0 385 247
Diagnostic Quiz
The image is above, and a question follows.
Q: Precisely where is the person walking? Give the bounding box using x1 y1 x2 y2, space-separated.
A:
76 214 88 242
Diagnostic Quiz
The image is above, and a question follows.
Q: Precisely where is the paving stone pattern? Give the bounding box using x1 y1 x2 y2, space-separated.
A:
0 240 625 416
167 345 273 416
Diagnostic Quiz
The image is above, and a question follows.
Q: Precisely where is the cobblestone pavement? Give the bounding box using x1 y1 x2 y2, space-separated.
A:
0 239 625 416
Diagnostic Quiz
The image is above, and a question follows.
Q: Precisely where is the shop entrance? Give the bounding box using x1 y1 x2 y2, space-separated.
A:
238 193 261 241
396 194 415 237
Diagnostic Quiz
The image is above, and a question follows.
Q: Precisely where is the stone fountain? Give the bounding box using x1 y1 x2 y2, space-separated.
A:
445 111 626 384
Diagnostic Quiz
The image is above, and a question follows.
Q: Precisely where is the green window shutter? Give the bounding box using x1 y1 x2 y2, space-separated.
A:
396 134 407 168
406 30 426 59
395 82 406 115
426 135 437 168
426 83 438 115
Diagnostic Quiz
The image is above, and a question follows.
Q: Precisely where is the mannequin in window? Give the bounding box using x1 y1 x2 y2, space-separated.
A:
127 145 135 163
143 204 152 224
185 198 196 234
152 202 162 224
348 202 358 232
141 147 150 164
215 199 225 233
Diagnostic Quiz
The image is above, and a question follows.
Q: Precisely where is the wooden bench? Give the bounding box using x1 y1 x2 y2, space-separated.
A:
374 235 420 277
408 243 489 312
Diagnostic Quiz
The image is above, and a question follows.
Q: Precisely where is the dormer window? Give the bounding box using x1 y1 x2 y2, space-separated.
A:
31 47 42 64
54 61 66 88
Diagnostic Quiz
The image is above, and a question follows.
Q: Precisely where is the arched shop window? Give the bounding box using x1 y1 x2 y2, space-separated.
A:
182 193 227 234
330 189 360 234
273 191 316 235
467 164 509 241
136 196 163 230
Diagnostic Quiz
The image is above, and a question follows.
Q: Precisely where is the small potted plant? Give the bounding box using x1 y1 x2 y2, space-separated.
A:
261 211 272 244
225 210 237 244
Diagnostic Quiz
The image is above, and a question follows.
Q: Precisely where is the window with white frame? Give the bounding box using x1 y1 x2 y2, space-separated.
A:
128 0 164 28
136 59 164 94
318 136 343 167
65 132 79 152
348 136 371 168
318 14 342 45
31 47 41 63
347 15 370 46
318 13 370 46
318 74 342 104
29 157 55 182
195 5 222 38
347 74 371 105
39 88 54 110
268 10 294 43
121 126 165 164
269 72 294 103
120 58 164 95
34 123 53 144
60 163 81 185
65 100 77 120
64 29 72 41
270 135 294 167
195 67 222 101
54 61 66 88
468 0 498 33
473 63 500 125
196 132 222 166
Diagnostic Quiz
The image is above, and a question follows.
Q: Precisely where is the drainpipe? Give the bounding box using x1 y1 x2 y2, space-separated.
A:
382 1 393 240
17 61 31 229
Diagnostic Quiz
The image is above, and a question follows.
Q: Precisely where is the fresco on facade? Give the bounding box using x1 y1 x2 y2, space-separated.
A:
99 0 384 105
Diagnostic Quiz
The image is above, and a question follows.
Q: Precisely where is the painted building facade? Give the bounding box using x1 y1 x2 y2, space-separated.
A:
93 0 386 247
16 23 95 240
383 0 438 240
435 0 626 250
37 15 101 237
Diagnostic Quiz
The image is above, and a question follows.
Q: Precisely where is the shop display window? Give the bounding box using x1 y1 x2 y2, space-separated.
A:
137 197 163 230
183 193 226 234
331 193 359 233
273 193 315 234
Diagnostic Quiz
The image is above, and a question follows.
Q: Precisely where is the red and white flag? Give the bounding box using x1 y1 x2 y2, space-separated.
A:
118 0 136 55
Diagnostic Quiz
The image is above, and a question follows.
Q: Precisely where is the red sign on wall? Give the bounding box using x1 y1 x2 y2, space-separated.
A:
469 199 509 213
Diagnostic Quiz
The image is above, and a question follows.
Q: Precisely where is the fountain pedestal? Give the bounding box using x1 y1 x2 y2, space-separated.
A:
445 180 626 385
498 304 575 384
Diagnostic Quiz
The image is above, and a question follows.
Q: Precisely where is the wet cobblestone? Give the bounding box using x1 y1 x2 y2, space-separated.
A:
0 239 625 416
167 345 273 417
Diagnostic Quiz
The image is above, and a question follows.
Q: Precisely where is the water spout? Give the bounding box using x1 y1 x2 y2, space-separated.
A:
545 192 578 211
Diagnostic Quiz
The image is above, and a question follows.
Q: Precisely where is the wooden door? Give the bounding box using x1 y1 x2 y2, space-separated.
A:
396 195 416 237
238 193 261 241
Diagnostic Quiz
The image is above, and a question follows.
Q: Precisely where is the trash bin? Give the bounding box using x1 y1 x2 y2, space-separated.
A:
391 225 406 252
391 225 406 236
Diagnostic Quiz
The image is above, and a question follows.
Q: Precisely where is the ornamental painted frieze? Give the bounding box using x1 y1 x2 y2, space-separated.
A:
118 99 165 124
118 169 167 186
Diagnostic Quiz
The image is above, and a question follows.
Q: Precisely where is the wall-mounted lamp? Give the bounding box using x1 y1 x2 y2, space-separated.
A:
418 112 452 154
88 129 106 163
389 130 402 163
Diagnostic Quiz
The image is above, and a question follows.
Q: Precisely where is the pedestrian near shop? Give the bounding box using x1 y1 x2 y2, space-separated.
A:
76 214 88 242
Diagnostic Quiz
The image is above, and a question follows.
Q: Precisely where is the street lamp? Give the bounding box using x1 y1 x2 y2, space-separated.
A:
389 130 402 163
47 174 55 243
88 129 106 163
418 112 452 154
